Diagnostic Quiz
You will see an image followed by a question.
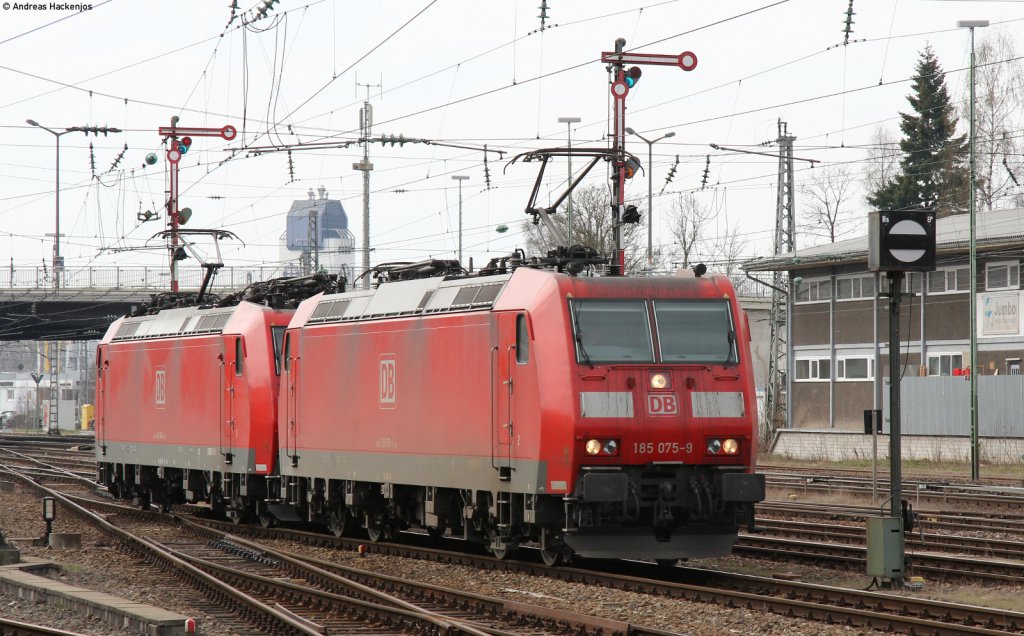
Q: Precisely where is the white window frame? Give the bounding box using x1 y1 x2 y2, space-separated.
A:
985 261 1019 292
795 357 831 382
794 278 831 304
1007 358 1021 376
927 266 970 295
927 352 964 377
836 356 873 381
835 274 876 302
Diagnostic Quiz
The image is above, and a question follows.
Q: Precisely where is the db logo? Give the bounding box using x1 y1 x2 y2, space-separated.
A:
647 393 678 416
379 355 397 408
155 367 167 408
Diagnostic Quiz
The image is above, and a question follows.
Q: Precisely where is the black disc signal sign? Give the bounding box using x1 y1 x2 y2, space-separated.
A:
868 210 937 272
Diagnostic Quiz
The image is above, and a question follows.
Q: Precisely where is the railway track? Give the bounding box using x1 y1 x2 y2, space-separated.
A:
6 441 1024 634
5 468 678 636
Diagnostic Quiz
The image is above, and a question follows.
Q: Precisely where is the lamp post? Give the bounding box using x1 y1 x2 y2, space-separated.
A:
557 116 581 247
26 120 121 291
452 175 469 264
625 127 675 270
958 19 988 481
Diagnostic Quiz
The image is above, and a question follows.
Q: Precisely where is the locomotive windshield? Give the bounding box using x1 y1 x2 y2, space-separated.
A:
570 298 738 365
653 300 738 364
570 300 655 363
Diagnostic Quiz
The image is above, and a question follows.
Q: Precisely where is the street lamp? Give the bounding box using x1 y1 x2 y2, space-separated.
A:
452 175 469 264
625 127 675 270
957 19 988 481
557 116 581 247
26 120 121 291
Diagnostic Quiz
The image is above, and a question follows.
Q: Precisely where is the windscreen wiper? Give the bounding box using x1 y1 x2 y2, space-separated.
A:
571 302 594 369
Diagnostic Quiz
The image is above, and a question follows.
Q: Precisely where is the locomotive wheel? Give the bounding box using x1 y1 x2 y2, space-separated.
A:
366 525 385 543
258 511 276 529
540 548 563 567
426 524 446 540
327 508 350 537
136 491 151 511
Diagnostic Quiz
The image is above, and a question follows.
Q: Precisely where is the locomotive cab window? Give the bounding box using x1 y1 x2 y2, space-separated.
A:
283 333 291 372
271 326 286 375
653 300 738 364
570 300 654 363
234 337 244 376
516 313 529 364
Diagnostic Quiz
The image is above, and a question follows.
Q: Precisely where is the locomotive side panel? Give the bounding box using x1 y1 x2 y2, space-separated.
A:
282 311 543 492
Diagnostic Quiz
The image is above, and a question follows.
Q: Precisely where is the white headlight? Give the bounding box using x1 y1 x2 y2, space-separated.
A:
585 439 602 455
723 438 739 455
650 372 669 389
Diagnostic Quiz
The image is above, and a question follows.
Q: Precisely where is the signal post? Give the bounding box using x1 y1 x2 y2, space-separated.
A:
157 119 237 291
601 39 696 274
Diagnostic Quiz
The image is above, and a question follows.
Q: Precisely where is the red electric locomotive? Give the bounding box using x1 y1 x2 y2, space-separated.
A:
272 265 764 564
95 276 336 518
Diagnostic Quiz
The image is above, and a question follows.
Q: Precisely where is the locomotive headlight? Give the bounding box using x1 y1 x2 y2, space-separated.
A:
706 439 722 455
585 439 603 455
649 372 670 390
602 439 619 456
722 438 739 455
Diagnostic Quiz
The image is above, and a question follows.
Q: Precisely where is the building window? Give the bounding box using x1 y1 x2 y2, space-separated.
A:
1007 359 1021 375
837 357 873 380
5 389 12 400
879 272 922 294
928 267 970 294
927 353 964 376
795 357 830 381
986 262 1020 291
835 275 875 301
794 278 831 304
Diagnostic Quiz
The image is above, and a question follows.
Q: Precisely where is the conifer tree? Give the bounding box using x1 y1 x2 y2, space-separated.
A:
868 46 968 217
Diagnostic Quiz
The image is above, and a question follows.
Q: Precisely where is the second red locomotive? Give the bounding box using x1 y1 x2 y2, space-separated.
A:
97 265 763 564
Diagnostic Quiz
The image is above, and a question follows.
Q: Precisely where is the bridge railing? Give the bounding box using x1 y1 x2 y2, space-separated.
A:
1 266 289 291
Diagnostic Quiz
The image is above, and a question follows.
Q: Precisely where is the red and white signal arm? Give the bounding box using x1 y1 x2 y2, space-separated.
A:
867 210 937 272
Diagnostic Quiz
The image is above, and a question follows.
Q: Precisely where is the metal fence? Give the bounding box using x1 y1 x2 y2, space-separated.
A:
884 376 1024 437
0 266 288 292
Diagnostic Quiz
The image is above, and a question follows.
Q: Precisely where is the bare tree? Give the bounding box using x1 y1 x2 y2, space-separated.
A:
864 124 899 203
801 164 857 243
521 184 648 273
710 224 749 277
961 31 1024 211
667 193 714 267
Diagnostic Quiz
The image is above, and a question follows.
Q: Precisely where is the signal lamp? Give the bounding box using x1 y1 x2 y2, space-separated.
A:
173 247 189 261
625 66 642 88
42 496 56 522
178 136 192 154
622 205 641 224
145 152 158 165
624 156 641 179
178 207 192 225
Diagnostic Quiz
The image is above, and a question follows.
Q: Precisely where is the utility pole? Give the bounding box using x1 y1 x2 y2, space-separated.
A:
353 82 379 288
452 175 469 263
958 19 988 481
767 120 796 435
625 127 675 271
26 120 121 291
557 116 581 247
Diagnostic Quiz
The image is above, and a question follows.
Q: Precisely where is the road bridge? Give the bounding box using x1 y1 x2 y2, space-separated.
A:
0 265 284 341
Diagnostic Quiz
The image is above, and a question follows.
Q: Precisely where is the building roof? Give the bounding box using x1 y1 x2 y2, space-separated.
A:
744 207 1024 273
